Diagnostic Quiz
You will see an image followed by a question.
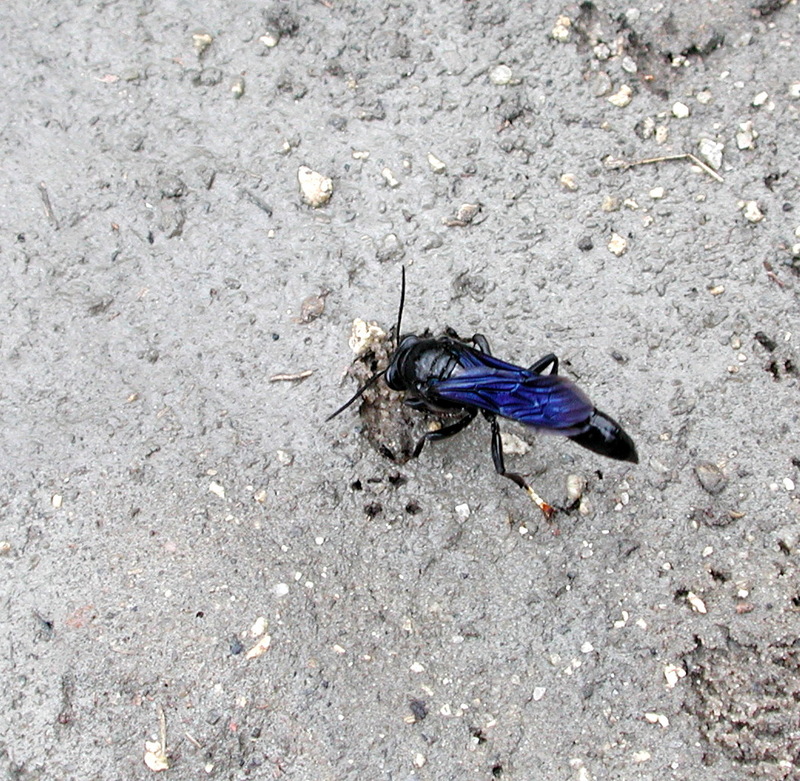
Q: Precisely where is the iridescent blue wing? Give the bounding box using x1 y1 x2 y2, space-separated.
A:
431 366 593 434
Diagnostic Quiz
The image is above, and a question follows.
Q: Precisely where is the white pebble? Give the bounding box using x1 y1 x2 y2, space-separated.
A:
663 663 685 688
649 187 665 199
672 101 690 118
533 687 546 701
490 64 514 85
551 16 571 42
736 121 758 150
274 583 289 597
209 481 225 499
697 138 724 170
381 167 400 188
607 85 632 107
752 91 769 107
427 152 446 173
455 503 470 520
784 477 795 491
560 173 578 191
742 200 764 223
608 232 628 256
297 166 333 207
687 592 707 614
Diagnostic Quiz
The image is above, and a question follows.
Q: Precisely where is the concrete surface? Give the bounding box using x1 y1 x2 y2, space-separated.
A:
2 1 800 779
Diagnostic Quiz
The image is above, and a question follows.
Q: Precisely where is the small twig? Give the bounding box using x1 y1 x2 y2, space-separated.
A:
158 705 167 751
606 152 724 183
38 182 60 228
184 732 203 749
269 370 314 382
241 188 273 216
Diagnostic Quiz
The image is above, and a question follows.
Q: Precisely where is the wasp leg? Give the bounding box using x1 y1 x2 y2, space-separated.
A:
412 410 477 458
486 414 555 520
528 353 558 375
469 334 492 354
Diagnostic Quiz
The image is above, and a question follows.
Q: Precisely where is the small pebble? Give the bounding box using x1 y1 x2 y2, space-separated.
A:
784 477 795 491
621 56 637 73
349 318 386 355
697 138 724 170
297 166 333 207
560 173 578 191
663 663 685 688
607 85 632 107
231 77 245 99
752 91 769 107
672 101 690 118
192 32 213 56
500 432 530 455
427 153 446 173
696 90 712 104
694 462 727 495
209 481 225 499
533 686 546 701
455 503 470 520
593 43 611 61
790 82 800 99
490 64 514 85
644 712 670 728
742 200 764 223
259 31 280 48
376 233 405 263
381 167 400 188
649 187 665 199
551 15 571 42
566 474 586 503
736 121 758 150
52 494 63 509
608 232 628 256
686 592 707 614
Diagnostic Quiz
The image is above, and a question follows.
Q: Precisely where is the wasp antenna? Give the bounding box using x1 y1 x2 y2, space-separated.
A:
325 370 386 422
393 265 406 348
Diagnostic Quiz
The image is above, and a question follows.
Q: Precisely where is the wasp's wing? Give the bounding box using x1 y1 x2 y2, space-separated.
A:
431 368 593 433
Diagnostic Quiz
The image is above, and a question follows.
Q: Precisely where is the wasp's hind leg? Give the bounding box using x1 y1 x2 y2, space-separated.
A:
486 414 555 520
412 409 477 458
470 334 491 354
528 353 558 375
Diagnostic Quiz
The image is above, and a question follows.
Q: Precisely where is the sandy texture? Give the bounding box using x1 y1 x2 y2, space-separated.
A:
2 1 800 778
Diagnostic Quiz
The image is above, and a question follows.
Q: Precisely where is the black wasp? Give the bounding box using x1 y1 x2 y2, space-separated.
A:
328 268 637 518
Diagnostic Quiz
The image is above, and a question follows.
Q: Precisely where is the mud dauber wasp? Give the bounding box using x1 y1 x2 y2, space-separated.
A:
328 268 637 518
